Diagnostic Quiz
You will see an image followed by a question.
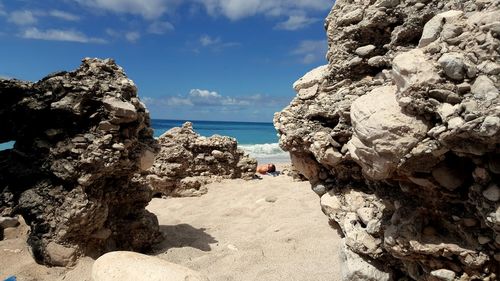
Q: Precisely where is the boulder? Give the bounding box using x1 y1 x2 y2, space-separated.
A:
92 251 209 281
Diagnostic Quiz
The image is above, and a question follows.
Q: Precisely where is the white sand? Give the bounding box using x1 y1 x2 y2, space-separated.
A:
1 165 342 281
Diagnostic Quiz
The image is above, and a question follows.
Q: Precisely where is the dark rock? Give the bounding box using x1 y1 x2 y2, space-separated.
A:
0 58 161 266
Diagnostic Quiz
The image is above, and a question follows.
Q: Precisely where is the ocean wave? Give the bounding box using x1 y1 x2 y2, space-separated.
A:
239 143 289 159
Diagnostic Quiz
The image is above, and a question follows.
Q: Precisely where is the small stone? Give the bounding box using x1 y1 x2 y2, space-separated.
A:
482 184 500 202
367 56 386 67
438 53 466 80
265 196 278 203
312 184 327 196
478 236 491 244
462 218 477 227
437 103 455 120
337 9 364 26
477 61 500 75
98 121 119 132
447 117 464 130
355 45 376 57
471 76 499 101
227 244 238 251
480 116 500 137
430 269 456 281
0 217 19 228
103 97 138 124
112 143 125 151
457 82 470 94
495 253 500 262
375 0 399 8
432 164 464 190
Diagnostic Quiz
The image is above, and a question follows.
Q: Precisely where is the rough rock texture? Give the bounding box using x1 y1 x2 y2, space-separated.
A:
0 58 161 266
144 122 257 197
92 251 210 281
275 0 500 280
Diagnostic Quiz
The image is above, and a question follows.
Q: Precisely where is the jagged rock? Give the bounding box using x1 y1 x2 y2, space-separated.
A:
275 0 500 279
143 122 257 197
0 58 161 266
92 251 209 281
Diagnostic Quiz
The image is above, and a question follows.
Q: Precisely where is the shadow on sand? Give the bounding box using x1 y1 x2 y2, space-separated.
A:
153 224 218 253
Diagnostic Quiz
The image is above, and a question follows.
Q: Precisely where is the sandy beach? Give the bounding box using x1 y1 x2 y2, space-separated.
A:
0 164 342 281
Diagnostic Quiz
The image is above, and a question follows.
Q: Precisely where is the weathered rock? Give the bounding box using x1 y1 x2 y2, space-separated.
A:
92 251 209 281
275 0 500 279
0 58 161 266
143 122 257 197
347 85 429 180
340 240 391 281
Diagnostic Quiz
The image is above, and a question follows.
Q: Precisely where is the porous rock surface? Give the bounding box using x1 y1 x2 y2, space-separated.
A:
275 0 500 280
144 122 257 197
0 58 161 266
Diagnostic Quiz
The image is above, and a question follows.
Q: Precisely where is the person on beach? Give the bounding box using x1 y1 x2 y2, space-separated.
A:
256 163 276 175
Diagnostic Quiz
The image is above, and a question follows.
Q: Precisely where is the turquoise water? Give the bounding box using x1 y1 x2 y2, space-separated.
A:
152 119 278 144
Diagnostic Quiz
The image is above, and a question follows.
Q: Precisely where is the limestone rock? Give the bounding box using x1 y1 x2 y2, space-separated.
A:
143 122 257 197
340 240 391 281
275 0 500 279
92 251 209 281
0 58 161 266
347 86 428 180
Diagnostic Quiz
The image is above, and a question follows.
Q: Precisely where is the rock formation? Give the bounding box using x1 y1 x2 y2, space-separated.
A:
143 122 257 197
275 0 499 280
0 58 161 266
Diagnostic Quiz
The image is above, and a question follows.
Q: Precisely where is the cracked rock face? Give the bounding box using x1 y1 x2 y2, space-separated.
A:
0 58 161 266
275 0 500 280
143 122 257 197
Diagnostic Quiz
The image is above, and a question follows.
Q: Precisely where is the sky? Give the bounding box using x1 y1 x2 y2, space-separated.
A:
0 0 333 122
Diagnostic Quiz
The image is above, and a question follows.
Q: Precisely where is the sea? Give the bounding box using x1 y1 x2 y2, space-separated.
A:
0 120 290 164
152 119 290 163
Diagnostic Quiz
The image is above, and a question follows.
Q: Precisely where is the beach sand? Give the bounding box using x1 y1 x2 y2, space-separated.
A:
0 164 342 281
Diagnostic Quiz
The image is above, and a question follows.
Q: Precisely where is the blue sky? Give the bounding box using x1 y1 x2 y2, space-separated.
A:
0 0 332 122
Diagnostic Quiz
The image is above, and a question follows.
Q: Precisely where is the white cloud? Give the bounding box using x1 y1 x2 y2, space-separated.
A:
148 21 174 34
8 10 37 25
49 10 80 21
190 89 221 98
73 0 178 19
275 14 320 30
196 34 239 52
144 89 291 111
194 0 332 20
125 31 141 42
291 39 327 64
21 27 107 43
